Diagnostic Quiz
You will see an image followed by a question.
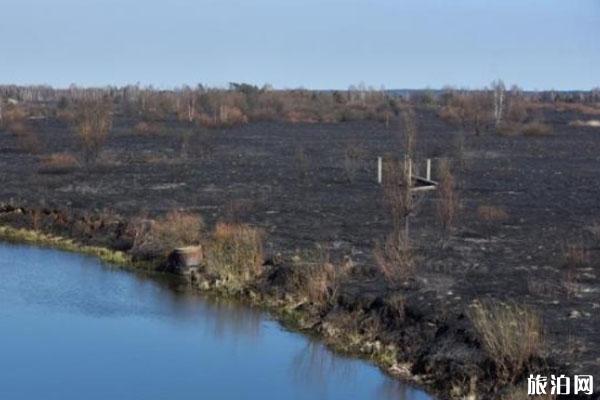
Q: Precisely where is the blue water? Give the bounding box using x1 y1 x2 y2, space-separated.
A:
0 243 431 400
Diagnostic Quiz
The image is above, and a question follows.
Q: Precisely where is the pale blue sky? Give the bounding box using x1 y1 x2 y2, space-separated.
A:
0 0 598 90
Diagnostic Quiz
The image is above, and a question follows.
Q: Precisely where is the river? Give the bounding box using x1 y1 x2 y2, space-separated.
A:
0 243 431 400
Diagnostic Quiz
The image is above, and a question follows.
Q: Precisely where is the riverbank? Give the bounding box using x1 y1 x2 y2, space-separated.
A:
0 221 556 400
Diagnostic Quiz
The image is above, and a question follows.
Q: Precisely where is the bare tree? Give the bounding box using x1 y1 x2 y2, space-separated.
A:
436 158 459 244
491 80 505 128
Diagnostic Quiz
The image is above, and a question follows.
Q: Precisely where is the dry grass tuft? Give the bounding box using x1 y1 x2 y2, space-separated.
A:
38 152 80 174
522 122 552 137
469 300 544 382
288 246 351 305
204 223 264 288
130 211 204 260
374 231 415 283
477 205 508 239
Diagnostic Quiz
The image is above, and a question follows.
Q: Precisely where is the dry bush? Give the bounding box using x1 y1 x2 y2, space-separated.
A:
477 205 508 238
73 99 113 163
373 231 415 283
289 246 351 305
522 122 552 137
133 121 162 136
469 300 544 382
130 211 204 260
436 158 459 239
38 152 80 174
204 223 264 288
439 92 493 135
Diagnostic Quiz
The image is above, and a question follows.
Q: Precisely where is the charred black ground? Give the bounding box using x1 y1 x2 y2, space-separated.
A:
1 105 599 399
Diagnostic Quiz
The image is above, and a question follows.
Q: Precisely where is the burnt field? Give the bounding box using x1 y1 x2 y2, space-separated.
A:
1 106 599 398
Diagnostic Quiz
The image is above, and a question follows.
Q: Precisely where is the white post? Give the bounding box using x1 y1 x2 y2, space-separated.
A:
426 158 431 181
407 157 412 185
377 157 382 184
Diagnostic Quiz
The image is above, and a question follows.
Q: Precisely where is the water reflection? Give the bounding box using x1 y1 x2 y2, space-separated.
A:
0 243 432 400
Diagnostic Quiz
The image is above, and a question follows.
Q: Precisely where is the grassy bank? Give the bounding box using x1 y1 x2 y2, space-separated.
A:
0 225 153 269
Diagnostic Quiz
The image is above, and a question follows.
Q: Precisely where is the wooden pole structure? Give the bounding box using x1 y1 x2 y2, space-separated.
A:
426 158 431 181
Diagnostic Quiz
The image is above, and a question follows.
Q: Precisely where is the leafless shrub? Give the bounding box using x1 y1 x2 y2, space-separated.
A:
73 99 113 163
522 122 553 137
373 231 415 283
381 158 412 234
469 300 544 383
436 158 459 240
38 152 80 174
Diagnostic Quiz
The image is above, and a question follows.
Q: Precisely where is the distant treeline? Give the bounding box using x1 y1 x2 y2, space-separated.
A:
1 82 599 128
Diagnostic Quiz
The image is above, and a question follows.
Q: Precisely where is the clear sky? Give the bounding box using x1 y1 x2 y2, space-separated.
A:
0 0 598 90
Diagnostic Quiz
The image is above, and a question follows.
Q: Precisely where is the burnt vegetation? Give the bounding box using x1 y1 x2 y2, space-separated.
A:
1 82 600 399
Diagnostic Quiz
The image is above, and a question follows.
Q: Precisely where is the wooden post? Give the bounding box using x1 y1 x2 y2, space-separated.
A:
377 157 382 184
407 157 412 183
426 158 431 181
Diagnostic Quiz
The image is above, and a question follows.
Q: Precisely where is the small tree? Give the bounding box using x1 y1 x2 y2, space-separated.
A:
491 79 506 128
73 99 112 163
436 158 459 243
382 158 413 236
